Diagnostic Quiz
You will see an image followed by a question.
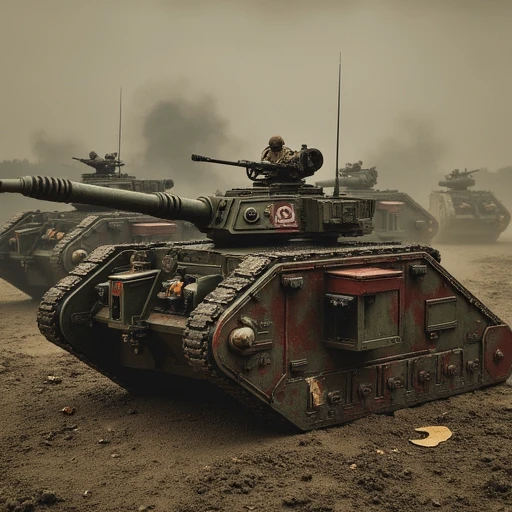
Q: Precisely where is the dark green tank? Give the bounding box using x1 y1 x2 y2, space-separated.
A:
429 169 511 243
316 162 438 243
0 148 510 431
0 164 202 298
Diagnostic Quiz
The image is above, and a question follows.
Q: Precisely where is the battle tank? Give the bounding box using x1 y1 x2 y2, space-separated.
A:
429 168 511 243
0 160 201 299
0 147 510 431
316 162 439 243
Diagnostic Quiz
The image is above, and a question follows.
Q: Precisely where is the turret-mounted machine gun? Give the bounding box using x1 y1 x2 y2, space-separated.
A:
0 148 510 431
439 168 481 191
192 146 323 186
72 152 125 176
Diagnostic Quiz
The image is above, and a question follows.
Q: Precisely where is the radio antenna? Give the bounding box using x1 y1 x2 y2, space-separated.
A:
334 54 342 197
117 87 123 173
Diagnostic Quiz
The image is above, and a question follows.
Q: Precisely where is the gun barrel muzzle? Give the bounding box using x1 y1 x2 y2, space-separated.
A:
191 154 209 162
0 179 25 193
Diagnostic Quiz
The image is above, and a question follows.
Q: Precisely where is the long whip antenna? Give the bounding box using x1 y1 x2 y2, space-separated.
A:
117 87 123 174
334 54 342 197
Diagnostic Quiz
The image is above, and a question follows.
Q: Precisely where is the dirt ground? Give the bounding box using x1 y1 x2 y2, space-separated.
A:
0 238 511 512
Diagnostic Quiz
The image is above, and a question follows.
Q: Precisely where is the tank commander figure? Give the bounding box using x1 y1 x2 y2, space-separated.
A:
261 136 297 164
104 152 125 173
73 151 123 174
351 160 363 171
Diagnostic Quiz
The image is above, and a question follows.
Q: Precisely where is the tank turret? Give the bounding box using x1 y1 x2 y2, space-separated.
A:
1 149 510 432
438 168 480 191
0 148 375 245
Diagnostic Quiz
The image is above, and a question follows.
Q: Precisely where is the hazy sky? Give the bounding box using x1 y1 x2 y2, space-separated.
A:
1 0 511 190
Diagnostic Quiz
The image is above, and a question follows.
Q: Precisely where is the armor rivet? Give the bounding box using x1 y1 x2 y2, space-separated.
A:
418 370 431 383
359 385 372 399
466 360 480 373
229 326 255 351
494 349 504 363
446 364 458 377
387 377 403 390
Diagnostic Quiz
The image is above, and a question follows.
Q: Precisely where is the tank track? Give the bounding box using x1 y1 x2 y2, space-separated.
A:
50 215 100 271
37 241 502 424
38 239 212 387
49 212 162 272
0 211 31 241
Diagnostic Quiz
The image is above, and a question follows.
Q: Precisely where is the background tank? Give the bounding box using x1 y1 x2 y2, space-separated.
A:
429 169 511 243
0 159 202 299
0 149 510 431
316 162 439 243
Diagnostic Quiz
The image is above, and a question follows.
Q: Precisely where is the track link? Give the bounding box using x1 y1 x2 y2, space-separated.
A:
0 211 32 241
49 215 100 271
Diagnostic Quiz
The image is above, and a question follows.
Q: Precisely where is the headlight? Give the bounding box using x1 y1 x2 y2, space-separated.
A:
71 249 88 265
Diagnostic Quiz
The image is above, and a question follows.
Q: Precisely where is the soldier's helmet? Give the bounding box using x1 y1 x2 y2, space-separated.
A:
269 135 285 151
358 160 363 166
89 151 99 159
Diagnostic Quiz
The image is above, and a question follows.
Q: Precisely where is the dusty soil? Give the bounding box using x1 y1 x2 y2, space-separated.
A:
0 239 511 512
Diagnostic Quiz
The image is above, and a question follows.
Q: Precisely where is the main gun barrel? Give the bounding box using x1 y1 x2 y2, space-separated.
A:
0 176 213 225
316 176 374 190
316 172 377 190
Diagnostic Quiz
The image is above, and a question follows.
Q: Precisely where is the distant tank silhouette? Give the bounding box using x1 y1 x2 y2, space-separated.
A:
429 169 510 243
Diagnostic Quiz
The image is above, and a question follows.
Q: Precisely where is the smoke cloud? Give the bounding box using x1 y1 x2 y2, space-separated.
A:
364 117 447 206
31 131 85 167
132 84 246 196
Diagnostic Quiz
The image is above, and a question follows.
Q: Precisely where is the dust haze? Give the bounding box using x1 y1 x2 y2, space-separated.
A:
1 0 511 218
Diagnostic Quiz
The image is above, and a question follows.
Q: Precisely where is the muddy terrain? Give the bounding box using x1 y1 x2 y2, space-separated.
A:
0 240 511 512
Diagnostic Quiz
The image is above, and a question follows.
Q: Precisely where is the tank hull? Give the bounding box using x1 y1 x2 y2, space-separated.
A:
0 210 201 298
37 240 512 431
429 190 511 243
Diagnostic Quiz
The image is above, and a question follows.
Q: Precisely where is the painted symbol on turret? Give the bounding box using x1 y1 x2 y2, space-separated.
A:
269 202 298 229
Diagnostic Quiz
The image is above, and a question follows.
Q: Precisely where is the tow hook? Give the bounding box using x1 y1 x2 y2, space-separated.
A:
122 324 149 354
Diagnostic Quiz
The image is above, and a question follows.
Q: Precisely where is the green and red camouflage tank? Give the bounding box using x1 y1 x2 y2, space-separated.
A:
0 149 509 430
